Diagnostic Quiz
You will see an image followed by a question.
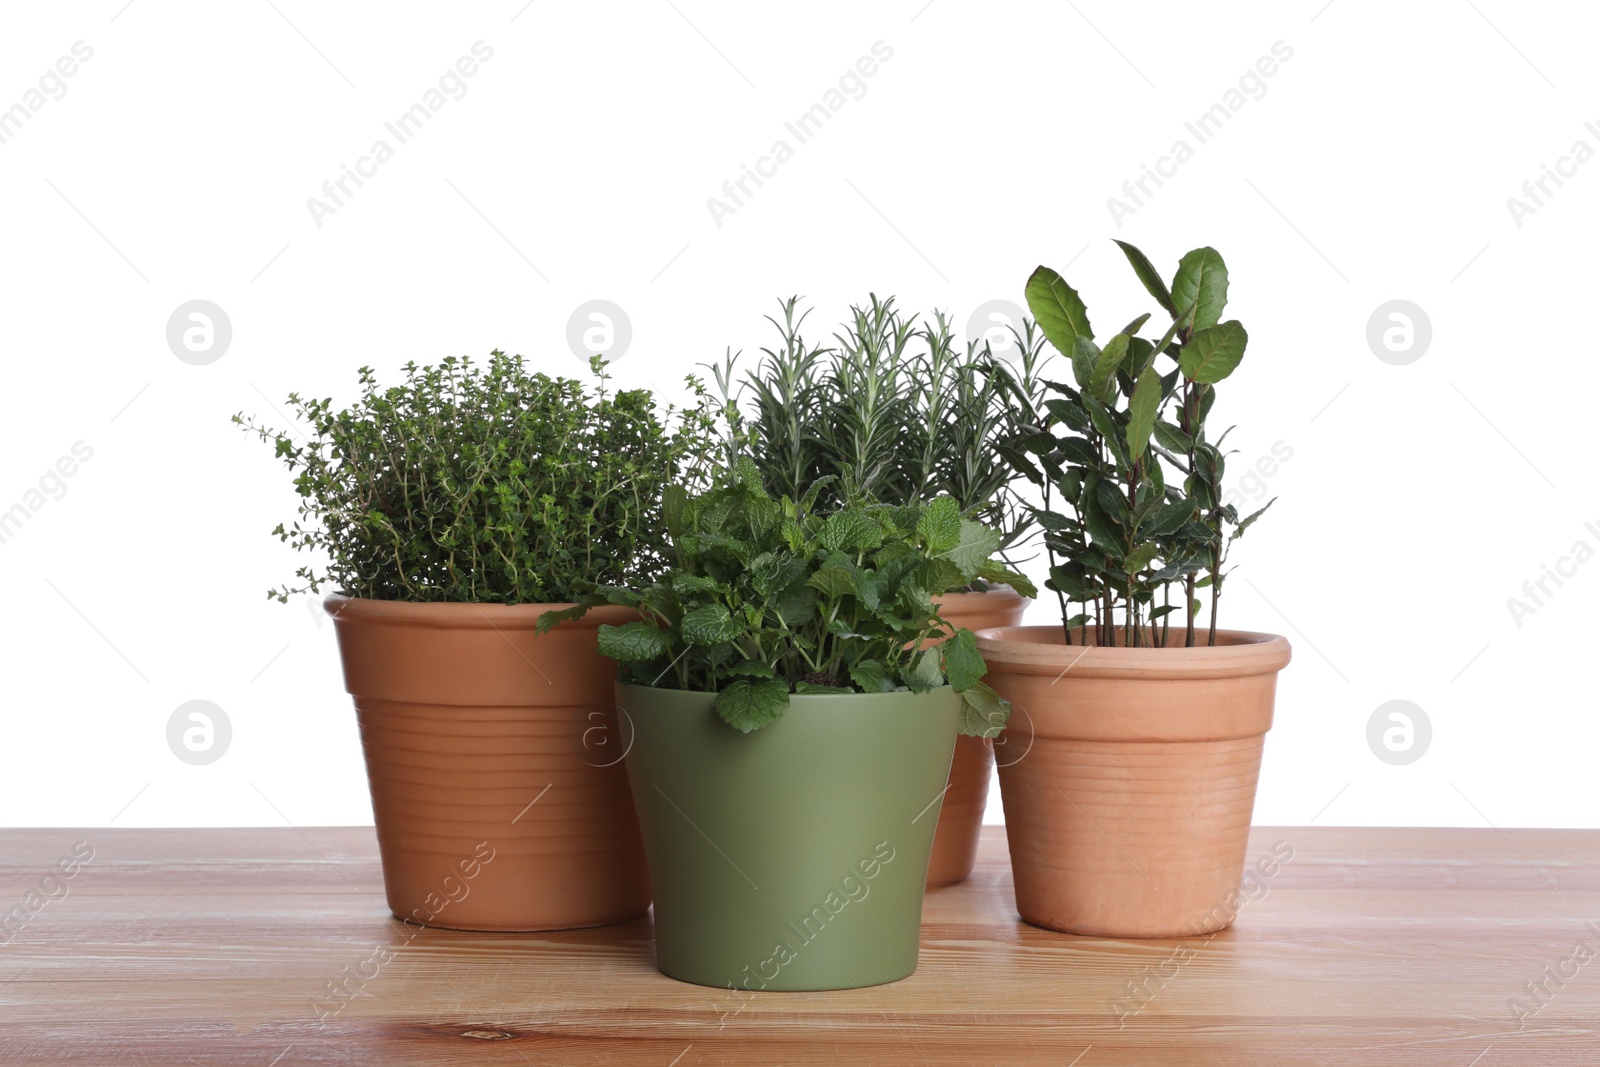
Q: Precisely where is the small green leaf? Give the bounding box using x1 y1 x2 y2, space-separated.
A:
661 484 688 538
916 496 962 554
1150 303 1194 360
680 603 742 646
1120 312 1153 337
1124 337 1156 379
1180 320 1248 384
716 677 790 733
1123 542 1159 575
534 603 589 635
1025 265 1094 357
1070 335 1099 392
795 681 853 695
596 621 670 663
916 557 966 597
1080 480 1123 552
807 562 859 599
727 659 777 679
1090 334 1130 400
849 660 893 693
1113 239 1177 317
905 647 945 692
977 560 1038 600
1231 497 1276 541
940 519 1001 581
1126 370 1161 462
941 628 987 692
958 681 1011 739
1141 498 1193 537
818 511 882 553
1081 393 1118 445
671 574 722 596
1044 396 1089 432
1153 419 1191 452
1170 247 1229 330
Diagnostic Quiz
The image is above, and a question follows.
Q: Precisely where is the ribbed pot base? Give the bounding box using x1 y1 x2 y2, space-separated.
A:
327 595 651 932
1000 735 1265 936
355 696 649 932
979 625 1291 938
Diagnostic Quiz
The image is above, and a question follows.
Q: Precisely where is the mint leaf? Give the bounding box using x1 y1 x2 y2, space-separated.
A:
795 681 853 695
716 677 790 733
818 511 882 554
807 557 860 600
916 496 962 554
959 681 1011 739
941 628 986 692
905 647 945 692
849 660 893 693
941 519 1001 581
596 621 670 664
680 603 741 646
727 659 776 679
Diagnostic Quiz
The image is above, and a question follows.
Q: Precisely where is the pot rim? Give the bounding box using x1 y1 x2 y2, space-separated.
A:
933 584 1030 605
975 625 1291 681
617 682 952 704
323 593 637 632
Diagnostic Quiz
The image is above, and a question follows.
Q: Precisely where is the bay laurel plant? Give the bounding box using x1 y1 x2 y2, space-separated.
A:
234 352 720 604
555 458 1012 736
998 242 1273 648
707 296 1048 595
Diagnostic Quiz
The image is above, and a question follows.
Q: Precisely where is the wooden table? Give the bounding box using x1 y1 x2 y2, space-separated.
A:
1 826 1595 1065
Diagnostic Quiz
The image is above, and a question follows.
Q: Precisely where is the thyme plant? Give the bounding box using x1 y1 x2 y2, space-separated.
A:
999 242 1273 647
234 352 720 604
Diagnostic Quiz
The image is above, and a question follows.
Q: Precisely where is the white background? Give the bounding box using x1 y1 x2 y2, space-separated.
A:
1 0 1592 830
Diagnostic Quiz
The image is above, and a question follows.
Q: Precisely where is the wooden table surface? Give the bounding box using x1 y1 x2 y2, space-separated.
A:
1 826 1595 1066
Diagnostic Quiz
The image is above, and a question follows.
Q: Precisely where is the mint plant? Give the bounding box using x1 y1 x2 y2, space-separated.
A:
708 296 1050 591
999 242 1272 647
234 352 720 605
568 459 1013 735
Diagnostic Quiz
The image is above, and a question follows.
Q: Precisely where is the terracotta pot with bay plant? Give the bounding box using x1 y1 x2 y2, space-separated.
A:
979 242 1292 938
234 353 719 931
551 460 1013 990
707 296 1049 887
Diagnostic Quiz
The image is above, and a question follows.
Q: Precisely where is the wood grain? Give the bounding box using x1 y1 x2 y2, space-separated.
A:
0 826 1596 1065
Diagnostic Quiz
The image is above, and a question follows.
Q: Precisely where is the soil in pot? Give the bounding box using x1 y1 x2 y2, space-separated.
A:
618 683 958 991
327 595 651 932
977 625 1291 938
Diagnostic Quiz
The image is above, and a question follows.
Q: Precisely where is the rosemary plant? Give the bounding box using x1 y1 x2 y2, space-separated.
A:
710 296 1049 594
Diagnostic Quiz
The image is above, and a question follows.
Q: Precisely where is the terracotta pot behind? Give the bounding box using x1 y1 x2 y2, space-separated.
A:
326 595 651 932
924 586 1029 889
978 625 1291 937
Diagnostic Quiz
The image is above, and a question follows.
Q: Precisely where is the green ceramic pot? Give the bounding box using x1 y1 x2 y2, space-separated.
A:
618 682 959 991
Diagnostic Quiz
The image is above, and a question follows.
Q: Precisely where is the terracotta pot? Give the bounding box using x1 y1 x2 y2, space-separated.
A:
923 586 1030 889
325 595 651 932
977 625 1291 937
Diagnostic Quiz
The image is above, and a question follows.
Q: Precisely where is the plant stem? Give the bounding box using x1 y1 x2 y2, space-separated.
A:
1208 580 1219 647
